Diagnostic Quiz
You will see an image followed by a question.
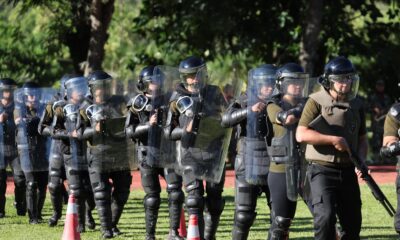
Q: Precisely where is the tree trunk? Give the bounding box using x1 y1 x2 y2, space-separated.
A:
64 1 91 75
299 0 323 76
84 0 115 75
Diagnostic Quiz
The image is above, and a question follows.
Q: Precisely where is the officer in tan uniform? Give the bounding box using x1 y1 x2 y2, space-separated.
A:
380 102 400 236
296 56 368 240
266 63 309 239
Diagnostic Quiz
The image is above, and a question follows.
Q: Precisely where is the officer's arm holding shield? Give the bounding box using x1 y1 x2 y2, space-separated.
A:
221 64 276 240
14 82 52 224
264 63 311 239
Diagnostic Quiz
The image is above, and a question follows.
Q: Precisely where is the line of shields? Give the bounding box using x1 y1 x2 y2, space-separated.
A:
245 68 320 201
14 87 57 173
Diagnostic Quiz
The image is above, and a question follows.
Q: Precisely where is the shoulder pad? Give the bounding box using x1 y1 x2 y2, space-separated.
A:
389 103 400 121
169 91 180 103
52 100 66 112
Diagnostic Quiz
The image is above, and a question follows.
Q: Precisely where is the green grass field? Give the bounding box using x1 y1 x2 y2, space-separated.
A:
0 185 397 239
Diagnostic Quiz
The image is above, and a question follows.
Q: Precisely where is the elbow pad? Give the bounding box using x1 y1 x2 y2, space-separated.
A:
170 128 184 141
132 124 150 139
380 142 400 158
221 108 248 127
52 130 69 139
276 111 288 124
40 127 53 137
125 125 135 139
82 127 96 139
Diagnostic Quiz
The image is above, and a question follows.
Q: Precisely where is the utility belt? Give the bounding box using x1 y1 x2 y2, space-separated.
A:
308 160 353 169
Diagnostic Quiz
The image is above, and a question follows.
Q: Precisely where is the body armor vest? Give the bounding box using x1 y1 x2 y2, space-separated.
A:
305 89 361 165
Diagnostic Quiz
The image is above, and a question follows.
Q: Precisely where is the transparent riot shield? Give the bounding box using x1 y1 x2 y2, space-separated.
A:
14 88 56 172
245 68 276 185
146 66 180 168
63 103 87 171
277 76 319 201
86 99 137 172
177 68 233 183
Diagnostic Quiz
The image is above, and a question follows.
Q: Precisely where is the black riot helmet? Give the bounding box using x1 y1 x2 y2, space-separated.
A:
178 56 207 92
320 56 359 101
60 73 79 97
87 70 113 104
248 64 277 100
22 81 41 106
137 66 155 92
0 78 17 99
275 63 309 98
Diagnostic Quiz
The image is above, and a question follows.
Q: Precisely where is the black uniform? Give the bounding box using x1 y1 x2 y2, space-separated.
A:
221 95 271 240
40 97 96 231
166 83 226 240
125 93 184 240
81 94 132 238
38 101 69 226
14 103 48 224
0 101 26 217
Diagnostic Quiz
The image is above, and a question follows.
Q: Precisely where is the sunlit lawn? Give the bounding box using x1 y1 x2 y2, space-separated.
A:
0 185 397 239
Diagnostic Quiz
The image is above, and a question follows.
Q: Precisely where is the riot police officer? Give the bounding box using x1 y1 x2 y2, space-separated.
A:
125 66 184 240
40 76 96 232
221 64 275 239
380 102 400 235
0 78 26 217
14 82 50 224
81 71 133 238
368 80 393 163
166 56 228 240
38 74 71 226
265 63 309 239
296 56 368 240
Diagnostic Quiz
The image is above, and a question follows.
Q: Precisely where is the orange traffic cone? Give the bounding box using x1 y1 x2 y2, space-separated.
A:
178 208 187 237
62 194 80 240
187 214 200 240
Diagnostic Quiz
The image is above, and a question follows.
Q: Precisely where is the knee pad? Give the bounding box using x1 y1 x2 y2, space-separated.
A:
69 184 83 198
235 210 256 229
144 194 160 210
14 174 26 187
49 167 62 178
113 189 130 206
27 181 38 191
270 216 291 239
186 194 204 210
169 190 184 203
206 197 225 216
94 191 109 202
47 181 62 195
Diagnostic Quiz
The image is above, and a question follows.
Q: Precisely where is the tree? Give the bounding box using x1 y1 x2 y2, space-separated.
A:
85 0 115 75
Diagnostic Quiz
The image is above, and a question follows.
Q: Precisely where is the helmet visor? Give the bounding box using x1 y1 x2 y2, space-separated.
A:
182 67 207 93
329 73 359 101
66 77 88 104
248 69 276 100
280 75 309 98
90 79 112 104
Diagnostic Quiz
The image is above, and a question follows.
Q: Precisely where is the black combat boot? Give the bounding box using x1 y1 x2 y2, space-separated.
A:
48 194 63 226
